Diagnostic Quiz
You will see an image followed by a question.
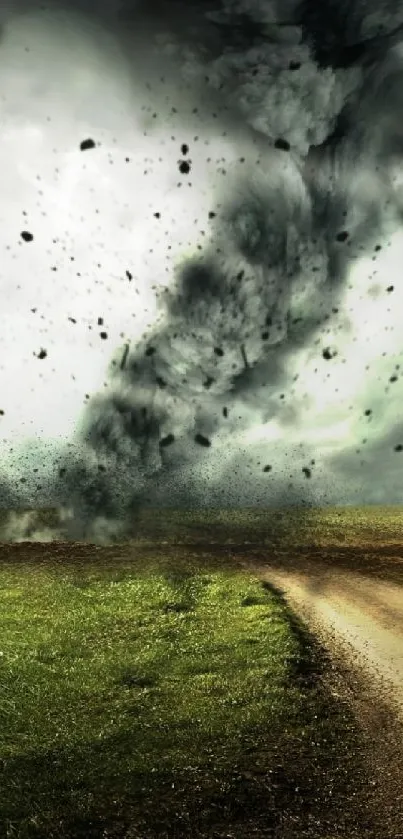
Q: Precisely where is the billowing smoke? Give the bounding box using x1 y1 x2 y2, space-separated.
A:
2 0 403 542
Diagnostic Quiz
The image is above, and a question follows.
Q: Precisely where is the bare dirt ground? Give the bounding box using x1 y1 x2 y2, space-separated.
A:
236 544 403 838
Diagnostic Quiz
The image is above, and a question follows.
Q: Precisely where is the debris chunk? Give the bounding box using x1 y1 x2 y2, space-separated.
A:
159 434 175 448
195 434 211 447
80 138 96 151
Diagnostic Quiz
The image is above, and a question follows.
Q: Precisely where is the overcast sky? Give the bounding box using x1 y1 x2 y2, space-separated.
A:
1 0 403 539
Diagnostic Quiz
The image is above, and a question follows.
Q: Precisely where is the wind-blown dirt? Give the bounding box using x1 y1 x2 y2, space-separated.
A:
237 544 403 837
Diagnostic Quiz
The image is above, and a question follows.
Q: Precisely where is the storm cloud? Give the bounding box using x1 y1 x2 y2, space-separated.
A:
1 0 403 542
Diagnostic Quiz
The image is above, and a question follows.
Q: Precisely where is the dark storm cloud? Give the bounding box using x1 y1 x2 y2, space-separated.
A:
2 0 403 541
53 1 403 535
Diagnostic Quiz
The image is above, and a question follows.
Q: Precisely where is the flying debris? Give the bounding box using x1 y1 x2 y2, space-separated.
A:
120 343 130 371
240 344 249 369
274 138 291 151
178 160 191 174
80 138 96 151
322 347 338 360
194 434 211 447
159 433 175 448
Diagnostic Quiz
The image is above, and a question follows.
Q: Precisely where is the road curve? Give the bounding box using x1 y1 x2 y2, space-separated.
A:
244 558 403 719
236 547 403 835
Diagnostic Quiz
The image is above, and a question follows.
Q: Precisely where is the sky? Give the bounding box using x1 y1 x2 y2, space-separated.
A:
1 0 403 541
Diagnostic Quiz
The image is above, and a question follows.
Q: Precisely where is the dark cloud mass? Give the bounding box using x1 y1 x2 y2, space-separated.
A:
1 0 403 541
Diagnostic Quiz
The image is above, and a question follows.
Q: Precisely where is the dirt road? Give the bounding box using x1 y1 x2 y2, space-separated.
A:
236 544 403 836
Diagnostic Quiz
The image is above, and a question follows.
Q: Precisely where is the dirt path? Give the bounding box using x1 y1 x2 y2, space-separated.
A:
236 547 403 837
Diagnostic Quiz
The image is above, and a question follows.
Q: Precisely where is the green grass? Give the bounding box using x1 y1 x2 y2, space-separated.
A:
0 533 382 838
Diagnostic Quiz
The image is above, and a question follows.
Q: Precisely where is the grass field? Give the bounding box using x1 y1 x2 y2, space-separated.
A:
2 504 403 547
0 507 397 838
